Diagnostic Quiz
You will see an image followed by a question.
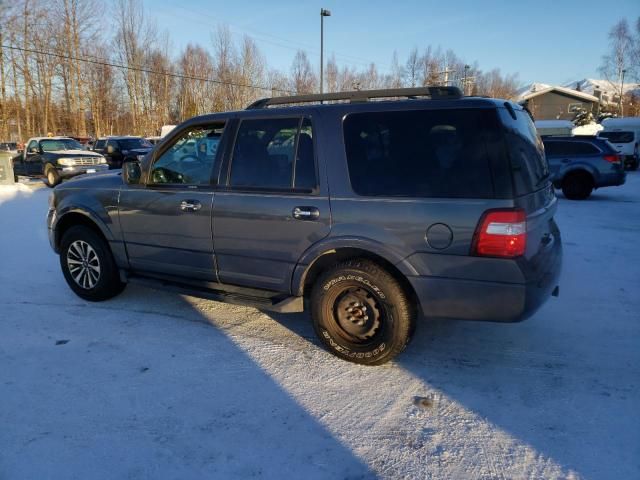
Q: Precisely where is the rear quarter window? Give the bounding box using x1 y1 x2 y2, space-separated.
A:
498 108 549 195
342 108 501 198
598 131 634 143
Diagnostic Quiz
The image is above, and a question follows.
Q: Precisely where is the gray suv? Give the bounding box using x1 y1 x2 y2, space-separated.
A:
47 87 562 365
542 136 626 200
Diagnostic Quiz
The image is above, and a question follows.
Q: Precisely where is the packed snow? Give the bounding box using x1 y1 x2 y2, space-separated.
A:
1 175 639 479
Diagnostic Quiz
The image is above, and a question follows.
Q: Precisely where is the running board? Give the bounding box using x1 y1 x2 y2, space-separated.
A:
127 275 304 313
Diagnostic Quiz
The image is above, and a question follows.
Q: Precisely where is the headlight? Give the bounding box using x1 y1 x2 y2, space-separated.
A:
98 157 107 164
57 158 75 166
136 154 145 161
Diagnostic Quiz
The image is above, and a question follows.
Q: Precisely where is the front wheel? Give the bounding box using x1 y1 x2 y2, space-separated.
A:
45 165 60 188
59 226 126 301
310 259 416 365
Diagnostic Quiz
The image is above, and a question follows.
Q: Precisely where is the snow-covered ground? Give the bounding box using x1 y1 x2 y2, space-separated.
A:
1 176 639 479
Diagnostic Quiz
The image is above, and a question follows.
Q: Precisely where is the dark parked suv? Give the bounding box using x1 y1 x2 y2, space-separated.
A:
542 136 626 200
93 136 154 169
47 87 562 365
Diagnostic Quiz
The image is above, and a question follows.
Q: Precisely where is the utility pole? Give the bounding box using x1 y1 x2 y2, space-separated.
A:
463 65 469 95
320 9 331 94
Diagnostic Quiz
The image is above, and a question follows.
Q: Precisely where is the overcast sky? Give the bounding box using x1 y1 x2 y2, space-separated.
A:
142 0 639 86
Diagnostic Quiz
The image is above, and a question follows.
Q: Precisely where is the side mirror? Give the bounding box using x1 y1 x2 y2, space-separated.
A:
123 159 142 185
106 145 115 154
29 146 39 154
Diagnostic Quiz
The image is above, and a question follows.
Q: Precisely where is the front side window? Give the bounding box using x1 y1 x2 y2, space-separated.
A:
149 124 225 185
343 108 497 198
94 139 106 150
229 117 316 191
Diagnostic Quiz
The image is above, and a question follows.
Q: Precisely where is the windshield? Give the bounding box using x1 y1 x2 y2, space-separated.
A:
119 138 152 150
40 139 84 152
598 131 634 143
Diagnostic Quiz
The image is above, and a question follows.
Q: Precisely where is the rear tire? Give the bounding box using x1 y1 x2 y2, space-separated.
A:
45 165 60 188
561 171 593 200
59 225 126 301
310 259 416 366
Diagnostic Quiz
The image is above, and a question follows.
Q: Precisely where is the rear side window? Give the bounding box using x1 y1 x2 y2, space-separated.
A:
598 131 634 143
498 108 549 195
544 141 599 156
343 108 499 198
567 142 599 155
229 117 317 191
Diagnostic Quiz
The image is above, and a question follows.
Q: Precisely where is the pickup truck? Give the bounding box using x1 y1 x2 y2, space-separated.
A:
13 136 108 186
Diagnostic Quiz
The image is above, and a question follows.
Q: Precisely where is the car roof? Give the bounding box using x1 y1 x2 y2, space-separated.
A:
30 136 74 142
182 96 514 126
542 136 599 142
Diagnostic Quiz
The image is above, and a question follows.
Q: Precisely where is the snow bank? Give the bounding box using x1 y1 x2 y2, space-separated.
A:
572 122 604 136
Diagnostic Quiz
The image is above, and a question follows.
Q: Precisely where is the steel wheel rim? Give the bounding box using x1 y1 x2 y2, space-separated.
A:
67 240 101 289
332 286 382 342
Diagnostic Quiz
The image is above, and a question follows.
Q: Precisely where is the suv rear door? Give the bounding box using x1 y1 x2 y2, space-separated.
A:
213 115 330 293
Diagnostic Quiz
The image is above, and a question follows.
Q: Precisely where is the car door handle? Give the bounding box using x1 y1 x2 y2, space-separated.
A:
292 206 320 220
180 200 202 212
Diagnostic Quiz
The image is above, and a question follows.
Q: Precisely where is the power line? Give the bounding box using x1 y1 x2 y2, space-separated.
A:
0 44 296 94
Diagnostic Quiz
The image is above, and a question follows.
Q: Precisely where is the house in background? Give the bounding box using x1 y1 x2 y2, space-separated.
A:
518 85 599 120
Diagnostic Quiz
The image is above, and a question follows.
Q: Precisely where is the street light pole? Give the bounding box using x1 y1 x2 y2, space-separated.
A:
620 68 626 118
320 8 331 95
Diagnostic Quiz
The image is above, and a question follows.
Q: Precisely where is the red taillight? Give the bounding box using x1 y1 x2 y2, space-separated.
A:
603 154 619 163
474 209 527 258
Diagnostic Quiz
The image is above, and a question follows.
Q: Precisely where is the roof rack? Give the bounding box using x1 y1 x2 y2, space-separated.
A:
246 86 463 109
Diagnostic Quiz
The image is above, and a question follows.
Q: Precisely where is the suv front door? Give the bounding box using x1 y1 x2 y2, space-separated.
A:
118 123 226 281
213 116 330 293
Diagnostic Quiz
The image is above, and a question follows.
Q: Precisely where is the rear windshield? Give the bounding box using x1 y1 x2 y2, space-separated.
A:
343 108 500 198
598 131 634 143
119 138 152 150
497 108 549 195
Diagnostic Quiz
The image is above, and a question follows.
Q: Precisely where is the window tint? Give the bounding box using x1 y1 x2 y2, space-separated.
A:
567 142 599 155
598 131 634 143
498 108 549 195
94 139 106 149
343 108 497 198
119 138 153 150
149 124 224 185
230 117 316 191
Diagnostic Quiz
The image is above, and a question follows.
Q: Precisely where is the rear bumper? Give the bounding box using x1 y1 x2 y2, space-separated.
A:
597 171 626 188
408 247 562 323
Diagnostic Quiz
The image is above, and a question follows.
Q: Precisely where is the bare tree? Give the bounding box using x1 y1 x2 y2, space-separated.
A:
600 19 635 115
291 50 316 94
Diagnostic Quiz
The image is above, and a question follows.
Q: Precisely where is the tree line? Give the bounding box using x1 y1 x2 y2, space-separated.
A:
0 0 522 141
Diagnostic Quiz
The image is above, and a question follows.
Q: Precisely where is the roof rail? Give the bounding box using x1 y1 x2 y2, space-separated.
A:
246 86 463 109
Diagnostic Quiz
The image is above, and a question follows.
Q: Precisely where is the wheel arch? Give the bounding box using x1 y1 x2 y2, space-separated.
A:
54 210 111 253
294 246 421 315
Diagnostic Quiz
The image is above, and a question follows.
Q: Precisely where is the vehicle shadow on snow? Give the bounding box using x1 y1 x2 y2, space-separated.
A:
0 188 374 480
267 307 635 479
